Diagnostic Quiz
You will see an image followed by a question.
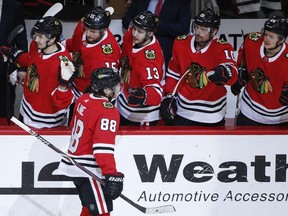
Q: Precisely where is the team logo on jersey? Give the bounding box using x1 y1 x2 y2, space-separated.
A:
102 44 113 54
27 63 40 92
248 32 260 42
176 35 187 40
216 38 228 44
250 67 273 94
184 62 208 89
103 101 114 109
145 50 156 60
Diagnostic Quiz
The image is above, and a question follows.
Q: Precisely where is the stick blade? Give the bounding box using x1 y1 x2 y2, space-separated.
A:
7 25 24 45
145 205 176 214
43 3 63 17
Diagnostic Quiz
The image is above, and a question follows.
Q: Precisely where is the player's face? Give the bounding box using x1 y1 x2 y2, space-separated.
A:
33 33 52 49
85 27 103 43
194 24 212 43
132 25 148 45
263 30 281 49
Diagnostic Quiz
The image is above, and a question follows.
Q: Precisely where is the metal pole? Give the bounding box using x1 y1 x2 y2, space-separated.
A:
94 0 106 8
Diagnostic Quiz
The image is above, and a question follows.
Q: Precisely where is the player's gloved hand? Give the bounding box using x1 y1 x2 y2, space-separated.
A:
0 46 23 63
207 64 232 86
58 56 78 87
104 172 124 200
231 67 248 95
279 84 288 106
160 94 177 125
127 87 147 107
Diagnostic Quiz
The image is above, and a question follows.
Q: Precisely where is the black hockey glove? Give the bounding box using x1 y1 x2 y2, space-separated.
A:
231 67 248 96
160 94 177 125
104 172 124 200
127 87 147 107
279 84 288 106
207 64 232 86
57 56 78 87
0 46 23 64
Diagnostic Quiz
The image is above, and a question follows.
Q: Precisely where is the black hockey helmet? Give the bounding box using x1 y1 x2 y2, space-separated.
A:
194 8 220 28
31 16 62 41
90 67 120 97
264 16 288 37
133 10 159 32
83 6 111 30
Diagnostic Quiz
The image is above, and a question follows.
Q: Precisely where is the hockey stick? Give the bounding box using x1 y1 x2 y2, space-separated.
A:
234 30 245 126
4 25 25 125
42 3 63 17
7 25 24 45
10 117 176 214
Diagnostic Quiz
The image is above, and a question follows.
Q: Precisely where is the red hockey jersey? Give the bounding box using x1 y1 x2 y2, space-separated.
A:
166 35 238 123
238 32 288 124
116 29 165 123
66 21 121 97
17 41 74 128
57 93 120 177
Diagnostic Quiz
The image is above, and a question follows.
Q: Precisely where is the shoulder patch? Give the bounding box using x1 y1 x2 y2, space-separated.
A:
102 101 114 109
248 32 261 42
176 35 187 40
145 50 156 60
216 38 228 44
102 44 113 54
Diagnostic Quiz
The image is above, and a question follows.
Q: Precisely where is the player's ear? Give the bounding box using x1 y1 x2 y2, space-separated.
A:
147 31 153 37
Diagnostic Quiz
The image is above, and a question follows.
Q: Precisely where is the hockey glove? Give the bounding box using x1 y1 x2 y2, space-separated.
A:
104 172 124 200
207 64 232 86
279 84 288 106
58 56 78 87
231 67 248 96
0 46 23 64
160 94 177 125
127 87 147 107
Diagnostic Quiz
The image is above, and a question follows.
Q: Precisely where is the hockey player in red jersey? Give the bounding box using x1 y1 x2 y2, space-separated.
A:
116 10 165 126
57 67 124 216
0 17 77 128
64 6 121 99
160 8 238 126
231 16 288 126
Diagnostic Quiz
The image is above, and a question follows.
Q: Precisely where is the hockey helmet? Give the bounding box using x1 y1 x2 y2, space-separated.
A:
83 6 111 30
133 10 159 32
31 16 62 40
264 16 288 37
194 8 220 28
90 67 120 97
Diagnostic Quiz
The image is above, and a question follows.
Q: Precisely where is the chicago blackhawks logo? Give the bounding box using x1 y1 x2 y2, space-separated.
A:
145 50 156 60
217 38 228 44
102 44 113 54
176 35 187 40
103 101 114 109
250 67 273 94
121 56 132 84
184 62 208 89
72 52 84 78
27 63 40 92
248 32 261 42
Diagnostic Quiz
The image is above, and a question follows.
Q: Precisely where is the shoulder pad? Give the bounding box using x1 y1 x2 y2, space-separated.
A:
102 101 114 109
176 35 188 40
247 32 261 42
216 38 228 44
